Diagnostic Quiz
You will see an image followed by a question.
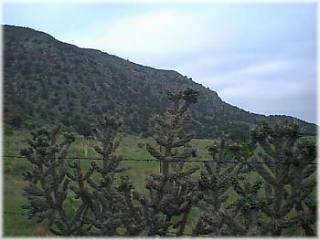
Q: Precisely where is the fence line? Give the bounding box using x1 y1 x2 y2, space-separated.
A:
2 155 317 164
2 155 238 163
3 155 161 162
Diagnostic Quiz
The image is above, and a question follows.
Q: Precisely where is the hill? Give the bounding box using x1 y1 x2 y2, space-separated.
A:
3 25 316 139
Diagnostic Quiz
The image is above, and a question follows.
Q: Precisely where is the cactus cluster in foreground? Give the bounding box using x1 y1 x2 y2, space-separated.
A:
22 89 316 236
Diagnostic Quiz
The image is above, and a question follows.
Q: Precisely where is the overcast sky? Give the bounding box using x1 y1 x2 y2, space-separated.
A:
3 3 317 123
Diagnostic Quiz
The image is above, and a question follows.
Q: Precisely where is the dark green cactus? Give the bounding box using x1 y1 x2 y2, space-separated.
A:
21 97 316 237
229 176 264 236
21 126 79 235
251 122 316 236
142 88 201 236
78 115 138 236
193 136 248 236
22 116 140 236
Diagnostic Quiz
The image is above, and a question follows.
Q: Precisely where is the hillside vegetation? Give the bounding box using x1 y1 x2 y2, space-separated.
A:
3 25 316 139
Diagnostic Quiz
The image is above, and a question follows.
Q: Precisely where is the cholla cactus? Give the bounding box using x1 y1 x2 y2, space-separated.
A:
143 88 200 236
69 115 148 236
21 126 77 235
283 137 316 236
22 99 315 237
229 176 264 236
78 115 137 236
147 88 199 176
193 137 247 236
22 116 140 236
251 122 316 236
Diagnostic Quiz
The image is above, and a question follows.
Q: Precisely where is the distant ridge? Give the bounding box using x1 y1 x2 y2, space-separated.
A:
3 25 316 139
